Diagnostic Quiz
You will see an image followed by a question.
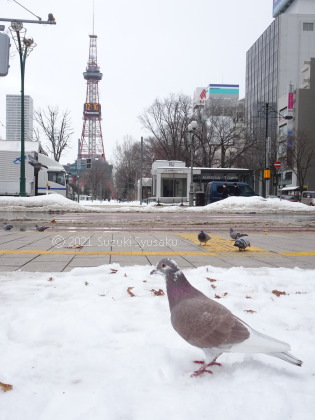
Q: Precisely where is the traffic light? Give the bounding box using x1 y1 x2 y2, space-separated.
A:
86 158 92 169
0 32 10 77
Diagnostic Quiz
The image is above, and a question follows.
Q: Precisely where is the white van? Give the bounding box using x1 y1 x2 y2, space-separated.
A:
301 191 315 206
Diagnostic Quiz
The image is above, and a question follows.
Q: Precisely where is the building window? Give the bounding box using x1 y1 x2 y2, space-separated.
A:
279 124 287 136
161 178 186 197
303 22 314 31
48 171 66 186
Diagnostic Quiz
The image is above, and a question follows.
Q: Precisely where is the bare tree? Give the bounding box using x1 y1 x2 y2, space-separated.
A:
282 130 315 192
113 136 141 200
34 106 74 161
139 93 192 164
82 159 113 200
200 101 257 168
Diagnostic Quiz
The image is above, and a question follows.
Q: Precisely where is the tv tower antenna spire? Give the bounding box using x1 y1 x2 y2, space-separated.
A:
79 30 105 160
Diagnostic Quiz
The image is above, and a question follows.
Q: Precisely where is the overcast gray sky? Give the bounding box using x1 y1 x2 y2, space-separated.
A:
0 0 274 164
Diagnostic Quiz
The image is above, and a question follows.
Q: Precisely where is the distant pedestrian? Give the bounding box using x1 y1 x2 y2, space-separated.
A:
221 183 229 199
233 183 240 196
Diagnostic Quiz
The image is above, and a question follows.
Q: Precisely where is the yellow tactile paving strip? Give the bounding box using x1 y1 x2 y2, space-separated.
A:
177 233 269 255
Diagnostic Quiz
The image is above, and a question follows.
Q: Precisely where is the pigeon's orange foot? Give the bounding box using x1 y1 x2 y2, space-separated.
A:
191 366 213 377
191 361 221 377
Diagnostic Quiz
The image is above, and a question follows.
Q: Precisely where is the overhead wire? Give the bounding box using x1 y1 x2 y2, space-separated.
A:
10 0 41 20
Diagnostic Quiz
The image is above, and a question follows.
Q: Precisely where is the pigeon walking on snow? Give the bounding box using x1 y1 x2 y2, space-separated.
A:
198 231 211 246
35 225 49 232
230 227 248 240
150 258 302 377
234 237 250 251
3 223 13 231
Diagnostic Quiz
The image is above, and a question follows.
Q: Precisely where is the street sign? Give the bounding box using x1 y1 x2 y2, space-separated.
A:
274 161 281 169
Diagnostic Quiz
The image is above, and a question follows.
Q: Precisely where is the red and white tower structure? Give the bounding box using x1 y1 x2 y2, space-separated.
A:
79 34 105 160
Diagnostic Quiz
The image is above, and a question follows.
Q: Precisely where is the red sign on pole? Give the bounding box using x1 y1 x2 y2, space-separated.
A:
274 161 281 169
288 92 294 110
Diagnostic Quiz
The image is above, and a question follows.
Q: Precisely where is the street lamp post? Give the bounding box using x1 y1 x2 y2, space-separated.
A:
9 21 35 197
3 14 56 197
261 103 293 198
263 102 269 199
188 120 197 206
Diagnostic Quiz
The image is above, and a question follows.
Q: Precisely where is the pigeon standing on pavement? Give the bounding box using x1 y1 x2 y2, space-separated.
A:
3 223 13 231
230 227 248 240
234 237 251 251
198 231 211 246
150 258 302 377
35 225 49 232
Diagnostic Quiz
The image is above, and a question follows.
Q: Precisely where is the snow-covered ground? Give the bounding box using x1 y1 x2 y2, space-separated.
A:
0 263 314 419
0 194 314 213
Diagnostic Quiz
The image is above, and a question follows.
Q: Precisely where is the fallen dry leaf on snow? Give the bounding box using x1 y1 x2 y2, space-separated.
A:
150 289 165 296
0 382 13 392
206 278 217 282
272 289 287 297
127 287 135 297
244 309 257 313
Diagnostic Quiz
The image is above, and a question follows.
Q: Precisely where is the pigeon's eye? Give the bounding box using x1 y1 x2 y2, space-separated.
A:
161 263 166 268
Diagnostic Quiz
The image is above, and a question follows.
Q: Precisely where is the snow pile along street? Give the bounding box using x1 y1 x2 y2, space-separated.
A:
0 194 315 213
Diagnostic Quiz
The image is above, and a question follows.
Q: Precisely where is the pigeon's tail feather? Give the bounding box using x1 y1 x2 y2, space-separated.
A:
269 351 303 366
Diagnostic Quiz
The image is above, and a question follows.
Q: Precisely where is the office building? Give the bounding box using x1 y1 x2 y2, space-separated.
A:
6 94 33 141
245 0 315 193
246 0 315 132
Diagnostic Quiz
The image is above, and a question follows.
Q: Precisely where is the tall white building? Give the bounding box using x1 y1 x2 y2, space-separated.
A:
246 0 315 130
6 95 33 141
245 0 315 194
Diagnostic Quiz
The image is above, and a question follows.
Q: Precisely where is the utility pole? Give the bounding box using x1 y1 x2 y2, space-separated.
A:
140 136 143 205
263 102 269 199
0 13 56 196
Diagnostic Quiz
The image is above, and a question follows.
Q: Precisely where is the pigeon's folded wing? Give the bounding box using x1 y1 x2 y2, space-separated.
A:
171 297 250 349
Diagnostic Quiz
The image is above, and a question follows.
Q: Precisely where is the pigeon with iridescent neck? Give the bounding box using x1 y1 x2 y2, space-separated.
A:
197 231 211 246
35 225 49 232
150 258 302 377
3 223 13 231
234 237 250 251
230 227 248 240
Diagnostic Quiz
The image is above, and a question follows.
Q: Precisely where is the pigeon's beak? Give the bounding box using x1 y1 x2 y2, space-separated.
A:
150 269 157 275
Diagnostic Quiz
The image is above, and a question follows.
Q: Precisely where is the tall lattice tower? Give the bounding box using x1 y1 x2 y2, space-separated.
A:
79 34 105 159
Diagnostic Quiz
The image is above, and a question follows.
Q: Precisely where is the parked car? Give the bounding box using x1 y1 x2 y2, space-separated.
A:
301 191 315 206
205 181 258 204
280 195 299 202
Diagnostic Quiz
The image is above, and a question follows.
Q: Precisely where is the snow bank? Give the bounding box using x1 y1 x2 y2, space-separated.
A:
0 194 314 213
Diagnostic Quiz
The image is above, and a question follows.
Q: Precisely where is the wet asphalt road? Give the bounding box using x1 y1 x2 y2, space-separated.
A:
2 210 314 231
